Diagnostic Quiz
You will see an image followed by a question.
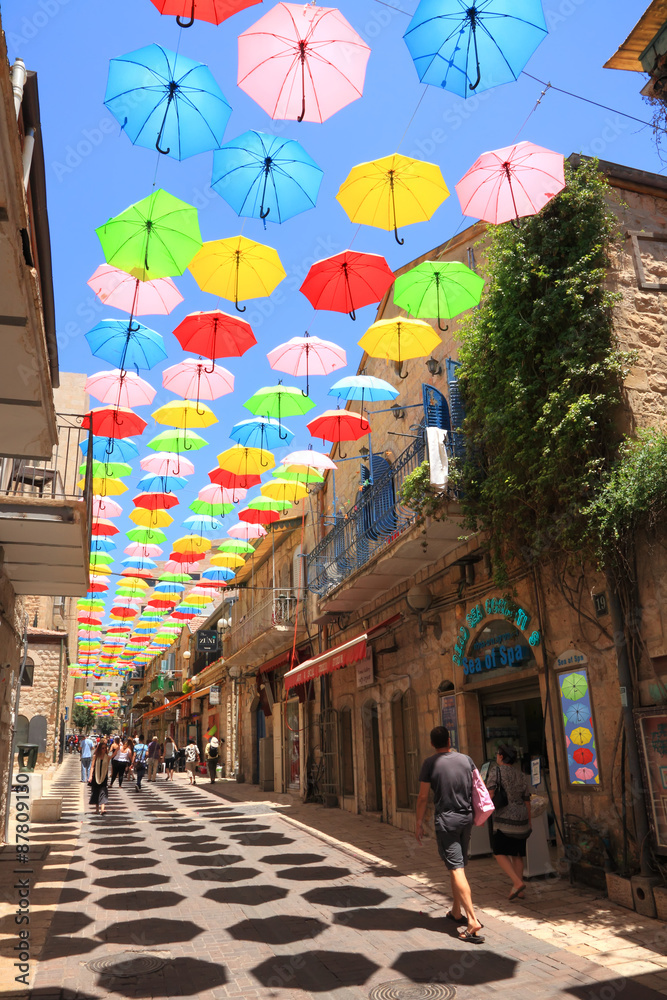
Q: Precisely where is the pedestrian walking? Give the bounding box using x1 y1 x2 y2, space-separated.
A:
416 726 484 943
88 739 110 816
110 737 134 788
204 736 223 783
163 735 178 781
79 734 95 783
146 735 161 782
133 735 148 791
184 738 200 785
485 745 532 900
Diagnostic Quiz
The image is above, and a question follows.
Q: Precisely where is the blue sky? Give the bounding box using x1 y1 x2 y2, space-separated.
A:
1 0 658 617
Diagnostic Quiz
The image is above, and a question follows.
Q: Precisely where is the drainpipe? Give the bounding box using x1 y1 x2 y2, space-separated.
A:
11 59 26 119
22 127 35 191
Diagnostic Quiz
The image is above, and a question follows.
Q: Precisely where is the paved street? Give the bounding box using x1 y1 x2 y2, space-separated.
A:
2 756 666 1000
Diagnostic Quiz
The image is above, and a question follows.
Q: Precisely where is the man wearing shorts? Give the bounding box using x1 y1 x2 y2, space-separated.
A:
416 726 484 943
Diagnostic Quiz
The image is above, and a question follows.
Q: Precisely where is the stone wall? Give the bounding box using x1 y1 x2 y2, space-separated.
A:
0 567 22 841
18 638 67 768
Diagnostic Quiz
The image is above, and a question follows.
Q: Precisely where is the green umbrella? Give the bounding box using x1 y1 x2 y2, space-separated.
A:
158 572 192 583
189 499 234 516
272 464 324 484
248 497 292 512
80 460 133 479
95 188 203 282
393 260 484 332
218 539 255 554
244 384 315 441
560 672 588 701
126 527 168 544
89 552 114 566
147 429 209 453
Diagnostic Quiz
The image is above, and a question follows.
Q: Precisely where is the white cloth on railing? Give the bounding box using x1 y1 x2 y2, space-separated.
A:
427 428 448 491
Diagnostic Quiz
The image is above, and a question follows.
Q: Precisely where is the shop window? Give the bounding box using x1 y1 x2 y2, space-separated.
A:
629 231 667 291
339 707 355 796
20 657 34 687
392 688 420 809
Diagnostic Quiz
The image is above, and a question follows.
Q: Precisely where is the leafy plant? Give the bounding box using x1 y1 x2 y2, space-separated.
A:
96 716 116 737
72 705 95 732
399 460 453 521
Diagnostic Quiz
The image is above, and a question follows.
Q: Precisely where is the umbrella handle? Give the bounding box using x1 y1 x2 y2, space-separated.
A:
468 11 482 91
176 14 194 27
398 362 409 380
510 218 522 230
297 41 307 122
203 358 216 375
156 137 171 155
393 224 405 246
348 308 356 321
260 205 271 220
438 319 449 332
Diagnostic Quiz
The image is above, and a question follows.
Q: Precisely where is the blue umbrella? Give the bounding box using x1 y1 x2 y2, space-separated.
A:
212 130 323 225
122 557 158 571
202 567 236 583
329 374 400 403
182 514 223 535
80 435 140 462
154 582 186 593
404 0 548 97
85 319 167 373
136 473 188 493
230 416 294 450
105 44 232 160
91 538 117 553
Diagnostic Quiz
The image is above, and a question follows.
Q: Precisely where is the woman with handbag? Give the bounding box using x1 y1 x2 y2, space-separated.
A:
88 739 110 816
485 744 532 900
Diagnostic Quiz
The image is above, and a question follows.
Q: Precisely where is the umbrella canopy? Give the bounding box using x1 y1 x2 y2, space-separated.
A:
560 673 588 700
91 538 117 554
273 464 324 483
198 483 246 505
173 310 256 360
230 416 293 451
244 384 315 440
125 542 163 557
218 445 275 475
85 319 167 373
147 429 209 452
92 496 123 518
129 507 174 528
83 407 148 439
219 539 255 553
202 566 236 582
133 491 180 511
337 153 449 244
394 260 484 331
212 130 323 224
189 237 286 312
182 514 223 535
136 473 188 493
572 747 594 766
105 44 232 160
328 374 399 408
208 465 261 490
85 369 157 408
87 264 183 316
91 518 120 537
359 318 441 376
261 478 308 504
267 333 346 396
173 534 211 554
162 358 234 402
149 0 262 28
96 188 202 282
85 476 128 496
228 522 267 539
81 436 139 462
189 499 234 517
152 399 218 429
238 3 371 123
308 409 370 453
141 452 196 476
239 506 281 525
404 0 548 97
456 141 566 225
283 448 336 471
127 526 168 544
300 250 395 320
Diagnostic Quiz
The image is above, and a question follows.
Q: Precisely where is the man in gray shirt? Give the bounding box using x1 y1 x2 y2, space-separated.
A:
416 726 484 943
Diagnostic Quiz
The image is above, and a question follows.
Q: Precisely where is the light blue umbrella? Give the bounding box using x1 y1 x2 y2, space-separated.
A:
122 557 158 571
105 44 232 160
80 435 140 463
91 538 117 553
202 567 236 583
182 514 223 535
404 0 548 97
328 375 400 413
154 582 186 593
136 473 188 493
85 319 167 373
230 416 294 450
212 130 323 225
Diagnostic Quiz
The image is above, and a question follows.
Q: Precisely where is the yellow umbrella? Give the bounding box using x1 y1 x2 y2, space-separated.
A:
359 318 441 377
337 153 449 244
261 478 308 504
129 507 174 528
81 477 128 496
89 563 113 575
218 445 275 475
152 399 218 429
189 236 286 312
211 552 246 568
172 535 211 554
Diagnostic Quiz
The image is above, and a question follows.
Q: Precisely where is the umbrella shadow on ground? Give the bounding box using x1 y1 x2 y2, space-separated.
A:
97 918 204 946
251 950 379 992
566 979 665 999
91 956 228 997
176 853 243 867
36 867 86 882
232 833 295 847
96 889 185 910
94 872 171 889
170 842 227 853
91 856 159 871
93 845 154 856
29 886 90 906
392 949 517 986
185 866 260 884
156 824 205 832
276 865 351 881
303 886 390 908
259 853 325 866
333 907 456 933
228 915 329 945
89 834 144 844
163 834 216 843
204 884 289 905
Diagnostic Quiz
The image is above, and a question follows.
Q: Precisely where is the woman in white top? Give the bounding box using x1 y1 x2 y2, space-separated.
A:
163 736 178 781
109 737 134 788
184 740 200 785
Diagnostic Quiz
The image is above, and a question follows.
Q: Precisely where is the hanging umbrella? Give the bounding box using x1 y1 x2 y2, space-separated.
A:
359 318 441 378
248 496 292 514
91 538 117 554
202 567 236 583
328 375 399 426
81 460 133 480
228 522 267 540
560 672 588 701
149 0 262 28
85 476 128 496
140 452 196 476
172 310 257 363
283 448 336 471
96 189 202 282
189 499 234 517
404 0 547 97
105 44 232 160
152 399 218 428
199 484 247 505
267 333 346 397
129 507 174 528
208 465 261 491
189 237 286 313
239 506 281 525
569 727 592 746
83 407 148 439
575 766 596 782
261 478 308 504
183 514 223 535
212 130 323 224
456 141 566 226
218 445 276 475
92 497 123 518
87 265 183 317
81 436 140 463
133 491 180 511
85 369 157 408
394 261 484 332
85 319 167 373
565 703 590 725
173 535 212 554
337 154 449 245
244 384 315 440
307 410 371 456
125 542 164 557
219 539 255 553
272 464 324 483
136 473 188 493
300 250 395 321
230 417 293 451
127 526 168 545
162 358 234 406
91 519 120 537
238 3 370 123
122 556 158 571
147 429 209 452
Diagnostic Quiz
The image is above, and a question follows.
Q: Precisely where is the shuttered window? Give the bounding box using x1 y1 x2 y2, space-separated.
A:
422 383 452 433
392 688 420 809
446 359 466 461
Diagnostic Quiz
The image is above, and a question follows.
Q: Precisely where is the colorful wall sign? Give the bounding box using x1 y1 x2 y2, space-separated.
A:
557 654 600 787
452 597 540 669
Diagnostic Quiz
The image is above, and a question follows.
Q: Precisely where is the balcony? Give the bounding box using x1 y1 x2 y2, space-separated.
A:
307 435 464 612
224 588 306 664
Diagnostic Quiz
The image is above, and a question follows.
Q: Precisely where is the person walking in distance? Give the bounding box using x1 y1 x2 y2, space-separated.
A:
133 734 148 791
185 737 200 785
204 735 223 783
485 745 532 900
146 734 161 782
110 737 134 789
416 726 485 943
79 733 95 783
88 739 110 816
163 734 178 781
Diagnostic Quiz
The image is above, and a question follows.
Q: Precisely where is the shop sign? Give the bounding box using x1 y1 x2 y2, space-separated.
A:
356 656 374 689
556 652 600 788
209 685 220 706
196 629 220 652
452 597 540 668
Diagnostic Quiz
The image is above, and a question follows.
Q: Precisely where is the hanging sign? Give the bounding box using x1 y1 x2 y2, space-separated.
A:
209 685 221 706
556 650 600 788
356 656 374 689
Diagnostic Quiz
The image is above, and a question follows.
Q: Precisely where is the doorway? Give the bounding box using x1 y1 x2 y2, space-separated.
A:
363 700 382 812
479 684 544 772
285 700 300 790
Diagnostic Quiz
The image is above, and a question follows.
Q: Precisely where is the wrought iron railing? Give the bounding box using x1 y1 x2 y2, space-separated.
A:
226 588 303 654
307 434 427 598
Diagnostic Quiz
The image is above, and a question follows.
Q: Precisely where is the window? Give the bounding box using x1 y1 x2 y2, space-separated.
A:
392 688 420 809
53 596 66 616
20 657 34 687
339 707 355 796
446 359 466 462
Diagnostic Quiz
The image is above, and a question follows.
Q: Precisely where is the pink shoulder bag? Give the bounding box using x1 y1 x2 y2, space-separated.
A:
471 767 495 826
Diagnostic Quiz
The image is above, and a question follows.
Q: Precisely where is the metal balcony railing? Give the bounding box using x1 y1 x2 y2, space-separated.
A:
0 416 93 504
307 434 428 599
227 588 303 654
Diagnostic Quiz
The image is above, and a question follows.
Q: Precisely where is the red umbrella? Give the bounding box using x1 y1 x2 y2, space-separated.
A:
307 409 370 457
78 616 102 626
239 506 281 525
173 310 256 364
572 747 594 766
300 250 395 320
91 519 120 536
108 607 138 620
83 407 147 439
169 550 206 564
208 466 262 490
149 0 261 28
133 492 180 511
88 580 110 592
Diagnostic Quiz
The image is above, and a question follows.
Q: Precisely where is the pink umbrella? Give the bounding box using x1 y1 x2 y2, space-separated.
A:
87 264 183 316
140 452 196 476
267 333 346 396
198 484 247 505
575 766 595 781
124 543 164 558
164 559 201 574
92 496 123 518
284 448 337 471
238 3 371 123
162 358 234 404
228 522 267 540
456 141 565 226
85 369 157 408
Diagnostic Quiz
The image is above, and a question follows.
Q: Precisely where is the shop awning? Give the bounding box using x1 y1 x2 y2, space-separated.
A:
142 690 190 719
259 644 312 675
284 614 402 692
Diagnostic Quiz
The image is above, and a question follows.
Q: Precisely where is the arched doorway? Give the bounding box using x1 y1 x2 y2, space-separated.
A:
14 714 29 751
362 700 382 813
28 715 47 752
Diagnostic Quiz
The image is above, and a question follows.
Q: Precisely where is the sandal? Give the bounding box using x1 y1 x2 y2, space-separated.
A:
509 884 526 901
458 926 485 944
446 911 467 925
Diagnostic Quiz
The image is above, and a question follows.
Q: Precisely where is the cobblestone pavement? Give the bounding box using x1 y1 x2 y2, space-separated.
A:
1 757 665 1000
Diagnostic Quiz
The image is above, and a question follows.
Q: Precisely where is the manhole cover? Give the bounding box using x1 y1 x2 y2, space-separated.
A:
368 984 456 1000
87 953 166 978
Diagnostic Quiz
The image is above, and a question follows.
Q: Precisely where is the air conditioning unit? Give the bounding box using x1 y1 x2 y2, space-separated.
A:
259 736 274 791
